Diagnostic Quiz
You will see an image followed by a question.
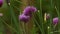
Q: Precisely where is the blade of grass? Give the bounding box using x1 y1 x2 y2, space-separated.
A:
39 0 45 34
0 17 4 34
9 5 20 34
55 0 60 34
49 0 54 34
32 13 44 34
1 18 18 32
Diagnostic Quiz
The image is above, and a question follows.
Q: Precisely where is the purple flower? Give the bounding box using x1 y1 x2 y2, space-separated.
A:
0 0 3 7
53 17 59 24
19 14 30 23
23 6 37 16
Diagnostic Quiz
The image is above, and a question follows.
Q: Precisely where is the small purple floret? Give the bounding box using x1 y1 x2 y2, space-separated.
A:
19 14 30 23
53 17 59 24
23 6 37 16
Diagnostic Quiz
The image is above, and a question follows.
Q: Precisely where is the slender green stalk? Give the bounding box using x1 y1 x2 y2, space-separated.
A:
49 0 54 34
9 5 20 34
0 18 17 33
0 17 4 34
22 23 26 34
32 14 44 34
39 0 45 34
55 0 60 34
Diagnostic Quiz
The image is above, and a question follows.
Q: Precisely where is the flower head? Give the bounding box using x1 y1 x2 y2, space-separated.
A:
53 17 59 25
23 6 37 16
0 0 3 7
19 6 37 23
19 14 30 23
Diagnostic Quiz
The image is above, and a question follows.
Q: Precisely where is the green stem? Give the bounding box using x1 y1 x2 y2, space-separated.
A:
40 0 45 34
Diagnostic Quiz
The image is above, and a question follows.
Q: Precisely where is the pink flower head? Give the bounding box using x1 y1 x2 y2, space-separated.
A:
0 0 3 7
19 14 30 23
23 6 37 16
53 17 59 25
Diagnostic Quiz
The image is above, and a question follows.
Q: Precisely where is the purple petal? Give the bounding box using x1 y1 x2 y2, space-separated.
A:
53 17 59 24
19 14 30 23
23 6 37 16
0 0 3 7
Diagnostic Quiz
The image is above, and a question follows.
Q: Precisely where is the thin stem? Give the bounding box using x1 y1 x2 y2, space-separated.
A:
40 0 45 34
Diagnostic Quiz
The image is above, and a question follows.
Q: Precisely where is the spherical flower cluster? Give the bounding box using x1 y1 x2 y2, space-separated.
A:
0 0 3 7
23 6 37 16
53 17 59 25
19 14 30 23
19 6 37 23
